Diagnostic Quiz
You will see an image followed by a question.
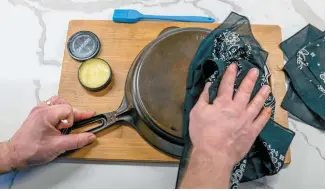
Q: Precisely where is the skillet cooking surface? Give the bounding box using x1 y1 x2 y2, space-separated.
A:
135 28 211 139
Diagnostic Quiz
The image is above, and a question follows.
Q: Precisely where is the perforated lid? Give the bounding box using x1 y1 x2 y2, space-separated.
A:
67 31 101 61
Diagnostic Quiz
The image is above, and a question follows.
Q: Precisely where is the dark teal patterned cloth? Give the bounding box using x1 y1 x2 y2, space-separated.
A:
176 12 295 188
280 24 325 130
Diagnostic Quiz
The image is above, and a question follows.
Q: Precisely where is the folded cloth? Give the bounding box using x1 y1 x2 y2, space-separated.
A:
282 83 324 129
280 24 325 130
176 12 295 189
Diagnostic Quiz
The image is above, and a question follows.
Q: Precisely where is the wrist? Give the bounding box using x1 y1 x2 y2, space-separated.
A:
180 146 234 188
7 141 27 170
191 145 234 171
0 142 15 173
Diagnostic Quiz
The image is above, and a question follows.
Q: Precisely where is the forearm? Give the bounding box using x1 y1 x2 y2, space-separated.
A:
0 142 14 174
179 147 233 189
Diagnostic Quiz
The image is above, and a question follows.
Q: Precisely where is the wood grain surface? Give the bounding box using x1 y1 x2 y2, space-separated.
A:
58 20 290 164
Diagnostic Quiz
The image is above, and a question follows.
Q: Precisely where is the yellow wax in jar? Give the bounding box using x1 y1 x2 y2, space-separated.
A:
78 58 111 89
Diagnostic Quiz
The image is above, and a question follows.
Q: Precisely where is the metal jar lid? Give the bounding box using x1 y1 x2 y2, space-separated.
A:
67 31 101 61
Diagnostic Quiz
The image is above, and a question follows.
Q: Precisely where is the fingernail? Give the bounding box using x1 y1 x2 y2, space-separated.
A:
265 107 272 115
228 63 238 74
61 119 69 124
252 68 259 76
234 64 239 72
88 134 96 142
205 82 212 88
262 85 271 95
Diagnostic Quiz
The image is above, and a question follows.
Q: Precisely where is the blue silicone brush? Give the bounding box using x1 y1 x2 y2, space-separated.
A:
113 9 215 23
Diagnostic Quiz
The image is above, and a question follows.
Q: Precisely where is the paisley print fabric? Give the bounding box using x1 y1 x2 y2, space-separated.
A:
176 12 295 188
280 24 325 130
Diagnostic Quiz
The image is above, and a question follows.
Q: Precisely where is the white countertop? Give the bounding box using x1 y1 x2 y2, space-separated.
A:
0 0 324 189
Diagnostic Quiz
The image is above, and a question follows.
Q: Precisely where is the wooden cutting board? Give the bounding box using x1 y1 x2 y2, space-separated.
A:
58 20 291 164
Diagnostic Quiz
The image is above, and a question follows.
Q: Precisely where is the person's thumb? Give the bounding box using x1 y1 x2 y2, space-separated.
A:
56 133 96 153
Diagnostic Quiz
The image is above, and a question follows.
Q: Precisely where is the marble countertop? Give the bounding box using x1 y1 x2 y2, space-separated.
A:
0 0 324 189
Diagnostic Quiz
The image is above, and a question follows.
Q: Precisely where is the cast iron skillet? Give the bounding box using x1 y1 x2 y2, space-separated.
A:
62 27 212 158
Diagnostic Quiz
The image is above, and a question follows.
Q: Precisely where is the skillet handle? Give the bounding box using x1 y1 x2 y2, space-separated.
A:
61 112 117 135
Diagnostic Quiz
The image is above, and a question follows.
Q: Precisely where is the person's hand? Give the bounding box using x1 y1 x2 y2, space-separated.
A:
189 63 272 168
6 96 96 169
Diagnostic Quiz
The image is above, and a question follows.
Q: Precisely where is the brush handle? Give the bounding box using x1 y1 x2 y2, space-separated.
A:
141 14 215 23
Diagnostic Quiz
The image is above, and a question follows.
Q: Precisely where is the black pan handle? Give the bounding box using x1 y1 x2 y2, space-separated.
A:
61 112 117 135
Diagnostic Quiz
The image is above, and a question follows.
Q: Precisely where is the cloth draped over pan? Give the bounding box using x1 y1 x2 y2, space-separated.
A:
280 24 325 130
176 12 295 189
